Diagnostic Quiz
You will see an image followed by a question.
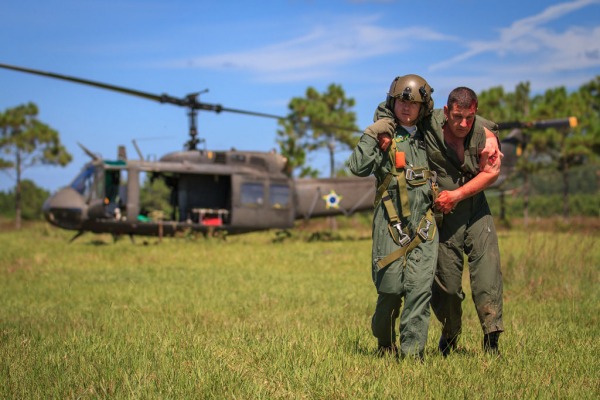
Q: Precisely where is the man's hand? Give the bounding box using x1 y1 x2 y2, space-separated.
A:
479 127 504 172
364 118 395 141
434 190 461 214
378 133 392 152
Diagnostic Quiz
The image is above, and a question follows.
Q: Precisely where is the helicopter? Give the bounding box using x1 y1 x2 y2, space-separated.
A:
492 116 578 188
0 63 377 240
0 63 576 241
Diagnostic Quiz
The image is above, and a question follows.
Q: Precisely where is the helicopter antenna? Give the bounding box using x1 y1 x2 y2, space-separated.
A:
77 142 100 161
132 139 144 160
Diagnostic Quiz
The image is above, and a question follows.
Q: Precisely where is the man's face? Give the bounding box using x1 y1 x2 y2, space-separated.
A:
393 99 421 126
444 101 477 138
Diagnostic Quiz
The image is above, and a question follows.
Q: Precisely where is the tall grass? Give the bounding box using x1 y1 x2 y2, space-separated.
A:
1 223 598 398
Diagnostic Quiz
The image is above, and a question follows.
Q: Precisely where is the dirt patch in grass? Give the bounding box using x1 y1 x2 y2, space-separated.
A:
0 218 42 232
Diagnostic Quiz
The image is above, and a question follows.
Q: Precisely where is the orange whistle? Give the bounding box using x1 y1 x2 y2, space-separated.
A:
395 151 406 169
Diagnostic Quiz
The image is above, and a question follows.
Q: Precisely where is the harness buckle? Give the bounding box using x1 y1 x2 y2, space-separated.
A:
418 220 432 241
405 168 424 181
429 170 437 183
393 222 411 246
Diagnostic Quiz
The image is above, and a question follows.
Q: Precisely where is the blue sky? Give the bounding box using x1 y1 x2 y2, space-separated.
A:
1 0 599 192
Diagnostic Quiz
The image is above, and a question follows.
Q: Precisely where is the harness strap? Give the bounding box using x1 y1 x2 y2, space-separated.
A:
375 135 437 253
428 172 443 227
375 167 424 218
374 173 394 207
382 192 411 246
397 172 411 218
381 194 400 225
389 139 411 218
376 209 436 270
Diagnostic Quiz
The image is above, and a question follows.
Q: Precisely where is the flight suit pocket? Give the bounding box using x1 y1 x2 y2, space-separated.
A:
373 256 403 294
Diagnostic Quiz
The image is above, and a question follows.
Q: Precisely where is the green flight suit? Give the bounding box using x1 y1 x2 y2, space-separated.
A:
426 109 504 339
374 103 505 341
348 126 438 358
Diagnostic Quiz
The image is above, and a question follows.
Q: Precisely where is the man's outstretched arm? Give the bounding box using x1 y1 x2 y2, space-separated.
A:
435 127 502 214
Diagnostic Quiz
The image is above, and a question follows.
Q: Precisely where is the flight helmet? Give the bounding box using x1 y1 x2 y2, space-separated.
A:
386 74 434 121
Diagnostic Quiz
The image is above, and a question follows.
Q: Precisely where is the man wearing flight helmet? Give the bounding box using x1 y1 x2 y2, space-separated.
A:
348 74 439 360
373 85 504 357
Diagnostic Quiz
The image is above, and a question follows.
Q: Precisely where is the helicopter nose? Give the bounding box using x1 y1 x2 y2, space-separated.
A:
43 187 87 230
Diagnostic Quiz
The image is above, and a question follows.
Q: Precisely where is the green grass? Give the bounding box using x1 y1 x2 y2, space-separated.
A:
1 223 598 399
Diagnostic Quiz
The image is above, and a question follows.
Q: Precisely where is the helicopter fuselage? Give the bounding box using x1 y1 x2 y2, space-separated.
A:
43 148 376 238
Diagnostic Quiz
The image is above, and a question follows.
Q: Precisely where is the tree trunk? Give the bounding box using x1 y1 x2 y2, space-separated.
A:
328 137 335 178
562 162 570 220
499 191 506 222
15 151 22 230
560 128 569 221
327 138 337 231
523 172 530 228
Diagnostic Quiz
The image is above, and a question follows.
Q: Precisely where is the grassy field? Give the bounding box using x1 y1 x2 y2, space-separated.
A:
1 221 598 399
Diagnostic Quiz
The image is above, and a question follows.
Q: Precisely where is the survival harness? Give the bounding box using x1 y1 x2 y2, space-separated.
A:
374 135 439 270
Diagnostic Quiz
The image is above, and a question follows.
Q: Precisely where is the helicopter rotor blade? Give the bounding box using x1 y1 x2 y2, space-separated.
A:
217 106 362 134
0 62 293 119
0 62 169 103
217 105 285 120
0 62 237 113
0 62 363 134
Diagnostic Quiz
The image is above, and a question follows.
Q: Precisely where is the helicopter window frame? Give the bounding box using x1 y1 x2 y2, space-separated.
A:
69 164 96 199
269 183 290 209
240 182 264 207
93 168 105 202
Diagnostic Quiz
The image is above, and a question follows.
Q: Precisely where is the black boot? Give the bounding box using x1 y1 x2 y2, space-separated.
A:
376 343 399 358
438 334 458 357
483 331 501 356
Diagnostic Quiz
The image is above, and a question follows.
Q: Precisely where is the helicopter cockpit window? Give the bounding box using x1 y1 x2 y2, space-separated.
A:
240 182 264 206
270 184 290 208
70 164 95 198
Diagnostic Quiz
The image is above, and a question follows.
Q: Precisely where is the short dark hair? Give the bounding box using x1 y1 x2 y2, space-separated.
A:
447 87 478 110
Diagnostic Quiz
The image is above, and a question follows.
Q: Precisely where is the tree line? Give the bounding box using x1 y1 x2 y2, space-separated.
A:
1 77 599 227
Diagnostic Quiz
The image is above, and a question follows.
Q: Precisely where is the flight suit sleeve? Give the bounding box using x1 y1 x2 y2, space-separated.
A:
348 134 382 177
474 115 500 147
373 101 394 122
475 115 499 136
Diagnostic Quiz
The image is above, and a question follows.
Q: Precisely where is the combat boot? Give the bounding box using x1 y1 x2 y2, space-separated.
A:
400 351 425 363
376 343 398 358
438 334 458 357
483 331 501 356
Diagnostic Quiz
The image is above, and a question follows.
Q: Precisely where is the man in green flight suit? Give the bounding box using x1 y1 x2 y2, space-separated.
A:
374 87 504 356
348 74 439 360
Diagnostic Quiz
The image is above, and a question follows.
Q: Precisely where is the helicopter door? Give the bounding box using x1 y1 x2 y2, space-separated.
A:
177 174 231 225
230 176 294 229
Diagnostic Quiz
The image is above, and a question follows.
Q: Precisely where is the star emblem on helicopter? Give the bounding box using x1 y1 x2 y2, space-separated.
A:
322 190 343 209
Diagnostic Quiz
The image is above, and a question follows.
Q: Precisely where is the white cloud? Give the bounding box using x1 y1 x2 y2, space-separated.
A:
166 15 453 82
430 0 600 72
